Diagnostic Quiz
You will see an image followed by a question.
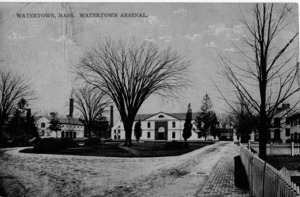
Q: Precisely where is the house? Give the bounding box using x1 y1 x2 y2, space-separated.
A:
36 115 85 138
35 98 85 139
268 103 293 143
286 111 300 143
111 111 210 141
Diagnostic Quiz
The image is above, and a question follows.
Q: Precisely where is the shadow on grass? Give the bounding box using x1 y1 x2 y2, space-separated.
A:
234 156 249 190
0 182 6 197
0 175 27 197
19 142 211 157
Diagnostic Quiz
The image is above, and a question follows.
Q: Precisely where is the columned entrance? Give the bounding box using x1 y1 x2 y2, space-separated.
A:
155 121 168 140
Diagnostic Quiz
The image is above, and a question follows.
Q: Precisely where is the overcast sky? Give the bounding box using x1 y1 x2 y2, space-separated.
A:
0 3 298 120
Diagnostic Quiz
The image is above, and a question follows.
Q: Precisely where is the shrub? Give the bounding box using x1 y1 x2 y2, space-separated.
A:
84 138 101 147
286 139 292 143
59 138 79 148
10 138 31 147
0 138 9 148
166 140 185 149
34 138 66 153
219 136 230 141
30 137 42 145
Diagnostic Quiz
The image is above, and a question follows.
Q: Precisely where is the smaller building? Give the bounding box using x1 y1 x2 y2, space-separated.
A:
36 114 85 139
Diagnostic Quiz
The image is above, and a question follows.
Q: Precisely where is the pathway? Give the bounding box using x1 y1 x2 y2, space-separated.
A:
0 142 251 197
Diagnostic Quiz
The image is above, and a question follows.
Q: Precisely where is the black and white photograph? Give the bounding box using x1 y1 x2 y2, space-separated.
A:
0 2 299 196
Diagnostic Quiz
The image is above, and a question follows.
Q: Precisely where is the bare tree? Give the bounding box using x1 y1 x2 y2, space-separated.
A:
75 39 190 146
0 69 33 139
219 3 299 159
72 85 111 139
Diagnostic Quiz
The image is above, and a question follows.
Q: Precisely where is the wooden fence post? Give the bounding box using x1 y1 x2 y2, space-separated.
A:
292 142 294 156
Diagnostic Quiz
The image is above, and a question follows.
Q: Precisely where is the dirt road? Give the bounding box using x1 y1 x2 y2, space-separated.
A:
0 142 235 197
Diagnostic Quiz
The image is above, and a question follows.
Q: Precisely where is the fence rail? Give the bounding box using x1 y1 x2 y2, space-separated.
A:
249 141 300 156
240 144 300 197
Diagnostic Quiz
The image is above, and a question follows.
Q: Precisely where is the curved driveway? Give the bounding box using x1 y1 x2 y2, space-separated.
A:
0 142 238 197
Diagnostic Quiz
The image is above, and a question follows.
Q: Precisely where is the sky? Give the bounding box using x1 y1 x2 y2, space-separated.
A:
0 2 298 121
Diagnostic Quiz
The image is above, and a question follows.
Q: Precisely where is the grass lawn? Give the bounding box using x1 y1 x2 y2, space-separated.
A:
19 141 212 157
266 156 300 171
266 156 300 187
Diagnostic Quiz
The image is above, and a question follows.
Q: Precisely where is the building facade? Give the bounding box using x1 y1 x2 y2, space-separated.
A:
111 112 212 141
286 112 300 142
268 104 293 144
36 115 85 139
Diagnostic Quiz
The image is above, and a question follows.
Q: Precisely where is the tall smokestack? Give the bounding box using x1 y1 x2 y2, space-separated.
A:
110 106 114 128
69 98 73 118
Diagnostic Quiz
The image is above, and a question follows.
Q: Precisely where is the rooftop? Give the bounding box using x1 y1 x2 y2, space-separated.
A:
36 116 84 125
135 112 198 121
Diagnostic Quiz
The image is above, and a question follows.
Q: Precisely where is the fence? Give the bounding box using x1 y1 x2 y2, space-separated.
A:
249 141 300 156
240 144 300 197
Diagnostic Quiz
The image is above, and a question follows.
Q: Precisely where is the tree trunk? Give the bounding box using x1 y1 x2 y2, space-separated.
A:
259 57 267 160
0 125 3 140
259 113 268 160
0 118 4 140
124 121 133 146
88 126 92 139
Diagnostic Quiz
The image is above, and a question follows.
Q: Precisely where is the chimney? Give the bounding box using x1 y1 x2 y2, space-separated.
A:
110 106 114 128
69 98 73 118
282 103 290 110
50 112 56 119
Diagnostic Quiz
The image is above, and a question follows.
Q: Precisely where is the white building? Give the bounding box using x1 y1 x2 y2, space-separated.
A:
36 115 85 139
268 103 294 144
111 112 209 141
286 111 300 142
35 98 85 139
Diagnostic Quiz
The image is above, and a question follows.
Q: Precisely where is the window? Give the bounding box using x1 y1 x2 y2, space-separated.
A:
41 123 45 128
114 130 116 134
286 119 290 125
172 122 176 128
147 132 151 138
172 132 176 138
147 122 151 128
274 118 280 128
286 129 290 137
158 115 164 118
61 131 65 138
